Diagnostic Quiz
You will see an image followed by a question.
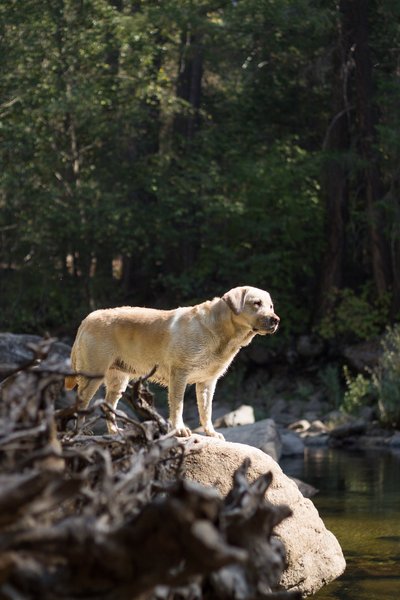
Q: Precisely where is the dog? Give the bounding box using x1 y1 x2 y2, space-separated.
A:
64 286 280 437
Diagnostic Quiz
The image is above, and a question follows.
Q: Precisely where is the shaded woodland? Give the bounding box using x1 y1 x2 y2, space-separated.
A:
2 5 399 595
1 0 400 343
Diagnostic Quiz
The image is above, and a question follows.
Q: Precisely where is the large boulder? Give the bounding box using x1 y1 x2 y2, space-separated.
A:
0 333 71 380
182 435 346 597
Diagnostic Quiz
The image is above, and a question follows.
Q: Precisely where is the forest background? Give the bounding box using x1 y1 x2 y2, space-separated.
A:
1 0 400 352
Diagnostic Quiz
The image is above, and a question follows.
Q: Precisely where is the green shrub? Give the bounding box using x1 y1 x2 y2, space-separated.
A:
342 365 373 415
341 325 400 427
318 286 390 342
372 325 400 427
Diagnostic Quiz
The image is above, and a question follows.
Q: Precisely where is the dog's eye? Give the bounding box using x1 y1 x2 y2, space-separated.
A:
253 300 262 308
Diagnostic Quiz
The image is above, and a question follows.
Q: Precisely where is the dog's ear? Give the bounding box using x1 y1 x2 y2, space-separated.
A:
222 287 248 315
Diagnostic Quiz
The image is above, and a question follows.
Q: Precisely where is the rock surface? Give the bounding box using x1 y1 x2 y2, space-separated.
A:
0 333 71 380
389 432 400 447
280 430 305 457
183 435 346 597
213 404 255 428
342 337 382 372
289 477 319 498
216 418 282 461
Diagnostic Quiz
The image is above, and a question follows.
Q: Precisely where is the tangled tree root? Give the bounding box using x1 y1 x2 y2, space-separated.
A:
0 339 300 600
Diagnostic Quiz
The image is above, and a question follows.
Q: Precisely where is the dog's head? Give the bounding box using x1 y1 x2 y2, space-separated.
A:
222 286 280 335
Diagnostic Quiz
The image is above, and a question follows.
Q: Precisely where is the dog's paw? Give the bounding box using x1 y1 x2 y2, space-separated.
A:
174 426 192 437
106 422 121 435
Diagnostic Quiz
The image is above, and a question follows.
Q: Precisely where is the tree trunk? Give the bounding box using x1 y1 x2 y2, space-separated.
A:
351 0 391 296
315 1 352 319
316 0 393 323
174 28 203 140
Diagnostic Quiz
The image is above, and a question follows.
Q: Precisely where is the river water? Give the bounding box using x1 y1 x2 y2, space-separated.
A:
280 447 400 600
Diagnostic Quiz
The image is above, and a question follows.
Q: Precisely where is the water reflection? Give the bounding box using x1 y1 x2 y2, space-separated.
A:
280 448 400 600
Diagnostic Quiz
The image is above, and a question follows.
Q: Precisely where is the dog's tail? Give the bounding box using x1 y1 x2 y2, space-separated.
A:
64 341 78 390
64 374 77 390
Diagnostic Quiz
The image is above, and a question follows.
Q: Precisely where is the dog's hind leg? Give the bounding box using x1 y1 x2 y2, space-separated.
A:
104 369 130 434
76 376 103 431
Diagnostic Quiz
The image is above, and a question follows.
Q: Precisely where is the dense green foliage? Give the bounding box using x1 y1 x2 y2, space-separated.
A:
343 325 400 427
1 0 399 339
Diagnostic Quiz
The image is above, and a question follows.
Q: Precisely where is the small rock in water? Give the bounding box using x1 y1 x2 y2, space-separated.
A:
213 404 255 428
309 419 328 433
288 419 311 432
281 431 305 457
389 432 400 447
329 418 367 439
289 477 319 498
304 433 330 447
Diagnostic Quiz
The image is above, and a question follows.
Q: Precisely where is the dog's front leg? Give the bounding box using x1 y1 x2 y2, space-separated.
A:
169 368 191 437
196 380 224 439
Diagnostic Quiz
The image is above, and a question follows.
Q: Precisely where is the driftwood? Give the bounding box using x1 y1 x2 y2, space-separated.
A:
0 340 301 600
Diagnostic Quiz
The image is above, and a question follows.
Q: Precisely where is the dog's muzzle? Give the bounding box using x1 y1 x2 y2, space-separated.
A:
253 315 280 334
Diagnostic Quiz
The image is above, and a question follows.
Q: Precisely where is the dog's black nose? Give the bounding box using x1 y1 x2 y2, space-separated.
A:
267 315 280 327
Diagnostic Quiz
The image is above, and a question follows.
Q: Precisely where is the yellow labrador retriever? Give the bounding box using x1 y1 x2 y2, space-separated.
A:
65 286 280 437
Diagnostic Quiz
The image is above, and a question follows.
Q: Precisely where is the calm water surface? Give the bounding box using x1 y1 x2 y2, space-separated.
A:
280 447 400 600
